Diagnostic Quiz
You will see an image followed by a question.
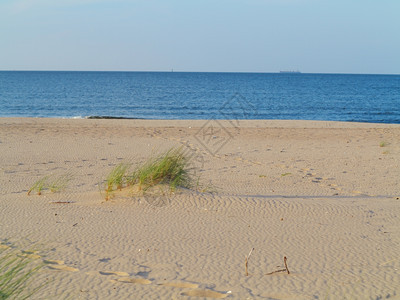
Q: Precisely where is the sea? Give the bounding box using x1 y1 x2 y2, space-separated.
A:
0 71 399 124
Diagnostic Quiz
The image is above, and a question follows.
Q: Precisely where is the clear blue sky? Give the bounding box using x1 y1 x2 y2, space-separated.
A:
1 0 399 74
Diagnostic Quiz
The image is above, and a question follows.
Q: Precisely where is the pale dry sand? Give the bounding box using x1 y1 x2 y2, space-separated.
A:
1 117 399 299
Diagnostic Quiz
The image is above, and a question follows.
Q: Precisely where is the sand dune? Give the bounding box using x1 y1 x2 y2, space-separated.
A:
1 118 399 299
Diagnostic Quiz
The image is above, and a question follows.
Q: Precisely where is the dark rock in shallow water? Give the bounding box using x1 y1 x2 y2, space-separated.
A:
86 116 143 120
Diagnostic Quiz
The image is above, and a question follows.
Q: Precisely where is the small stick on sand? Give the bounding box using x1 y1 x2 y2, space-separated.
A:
265 269 286 275
245 248 254 276
284 256 290 274
265 256 291 275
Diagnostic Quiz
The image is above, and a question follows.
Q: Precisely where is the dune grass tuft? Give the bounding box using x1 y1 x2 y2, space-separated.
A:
103 147 201 200
104 163 131 200
0 247 45 299
27 176 49 196
48 173 72 193
128 147 192 192
28 173 72 196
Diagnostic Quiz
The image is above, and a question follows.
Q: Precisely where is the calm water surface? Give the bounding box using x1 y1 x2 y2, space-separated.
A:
0 71 399 123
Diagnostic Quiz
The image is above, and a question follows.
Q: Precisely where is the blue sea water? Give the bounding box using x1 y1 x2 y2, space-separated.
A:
0 71 399 123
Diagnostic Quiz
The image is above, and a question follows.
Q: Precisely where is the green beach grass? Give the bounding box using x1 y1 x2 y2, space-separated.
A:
128 147 192 192
27 176 49 196
105 163 130 196
28 173 72 196
104 147 199 200
0 247 45 299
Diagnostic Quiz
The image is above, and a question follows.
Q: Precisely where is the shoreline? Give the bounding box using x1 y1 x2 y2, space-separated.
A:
1 117 399 299
2 116 400 128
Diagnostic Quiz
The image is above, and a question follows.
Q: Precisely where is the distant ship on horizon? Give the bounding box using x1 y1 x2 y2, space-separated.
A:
279 70 301 74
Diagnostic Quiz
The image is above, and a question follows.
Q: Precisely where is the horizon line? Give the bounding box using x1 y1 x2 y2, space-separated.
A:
0 69 399 76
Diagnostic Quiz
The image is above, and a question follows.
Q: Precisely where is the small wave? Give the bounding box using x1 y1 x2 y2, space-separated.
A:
57 116 84 119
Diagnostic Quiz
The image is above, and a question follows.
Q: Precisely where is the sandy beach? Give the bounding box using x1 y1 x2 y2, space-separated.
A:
1 117 399 299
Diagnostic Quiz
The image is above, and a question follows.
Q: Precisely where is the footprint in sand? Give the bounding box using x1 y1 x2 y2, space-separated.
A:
161 282 199 289
182 289 230 299
99 271 129 277
47 264 79 272
112 277 152 285
40 258 230 297
160 280 231 298
18 251 41 259
43 259 65 265
99 271 152 285
44 259 79 272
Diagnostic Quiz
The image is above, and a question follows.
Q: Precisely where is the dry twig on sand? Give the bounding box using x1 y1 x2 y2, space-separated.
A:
245 248 254 276
265 256 291 275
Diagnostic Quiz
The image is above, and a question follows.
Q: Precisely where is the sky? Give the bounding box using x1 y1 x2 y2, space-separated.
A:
0 0 399 74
